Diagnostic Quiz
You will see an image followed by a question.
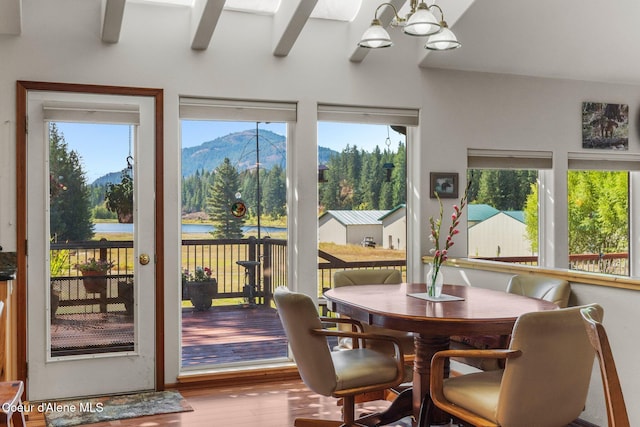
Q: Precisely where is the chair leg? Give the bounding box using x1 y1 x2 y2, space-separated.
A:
342 395 356 426
418 395 434 427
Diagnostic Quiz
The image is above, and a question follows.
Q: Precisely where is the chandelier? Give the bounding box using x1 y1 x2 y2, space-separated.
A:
358 1 461 51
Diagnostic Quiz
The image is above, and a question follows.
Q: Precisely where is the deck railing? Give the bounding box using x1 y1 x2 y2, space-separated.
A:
49 239 629 311
181 236 287 305
475 252 629 276
50 237 288 309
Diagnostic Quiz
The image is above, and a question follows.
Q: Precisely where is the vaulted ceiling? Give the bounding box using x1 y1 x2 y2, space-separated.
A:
3 0 640 86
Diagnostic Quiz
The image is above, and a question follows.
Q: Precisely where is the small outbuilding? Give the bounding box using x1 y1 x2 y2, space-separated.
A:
318 210 388 246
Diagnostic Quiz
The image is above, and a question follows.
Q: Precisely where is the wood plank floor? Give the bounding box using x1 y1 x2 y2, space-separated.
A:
23 379 597 427
24 379 403 427
40 306 598 426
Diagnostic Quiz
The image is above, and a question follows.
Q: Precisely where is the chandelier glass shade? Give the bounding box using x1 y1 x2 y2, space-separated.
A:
358 1 460 51
403 2 440 36
358 18 393 48
424 22 461 50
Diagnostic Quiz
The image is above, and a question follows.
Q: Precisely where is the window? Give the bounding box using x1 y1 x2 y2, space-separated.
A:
317 104 417 292
567 153 633 276
178 97 294 370
467 149 553 266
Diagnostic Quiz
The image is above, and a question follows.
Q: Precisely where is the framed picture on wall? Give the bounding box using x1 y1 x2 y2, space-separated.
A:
430 172 458 199
582 102 629 150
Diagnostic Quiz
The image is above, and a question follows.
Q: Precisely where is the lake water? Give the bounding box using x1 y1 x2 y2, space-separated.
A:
93 222 285 234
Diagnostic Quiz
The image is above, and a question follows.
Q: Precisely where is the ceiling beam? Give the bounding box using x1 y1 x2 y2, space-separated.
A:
272 0 318 57
191 0 226 50
350 0 407 63
417 0 475 67
0 0 22 35
101 0 126 43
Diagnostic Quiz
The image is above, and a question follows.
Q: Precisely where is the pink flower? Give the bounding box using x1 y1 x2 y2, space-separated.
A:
428 182 469 269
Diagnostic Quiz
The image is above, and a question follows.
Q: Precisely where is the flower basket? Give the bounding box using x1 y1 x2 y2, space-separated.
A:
75 258 114 294
185 279 217 311
81 270 108 294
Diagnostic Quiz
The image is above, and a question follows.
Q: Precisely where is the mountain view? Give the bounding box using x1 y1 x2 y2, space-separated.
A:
91 129 339 184
181 129 340 177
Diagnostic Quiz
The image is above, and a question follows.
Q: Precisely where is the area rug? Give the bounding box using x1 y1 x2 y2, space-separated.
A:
43 390 193 427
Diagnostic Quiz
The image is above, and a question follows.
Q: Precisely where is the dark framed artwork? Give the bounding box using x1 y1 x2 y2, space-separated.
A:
430 172 458 199
582 102 629 150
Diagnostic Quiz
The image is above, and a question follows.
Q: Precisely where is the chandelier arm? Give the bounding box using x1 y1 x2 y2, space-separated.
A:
427 4 444 21
374 2 403 23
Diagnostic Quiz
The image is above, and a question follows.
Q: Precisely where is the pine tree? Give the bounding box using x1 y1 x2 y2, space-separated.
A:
49 123 94 242
392 142 407 207
263 165 286 218
206 158 245 238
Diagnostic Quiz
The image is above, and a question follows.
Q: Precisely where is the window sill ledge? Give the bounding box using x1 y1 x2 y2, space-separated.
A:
422 256 640 291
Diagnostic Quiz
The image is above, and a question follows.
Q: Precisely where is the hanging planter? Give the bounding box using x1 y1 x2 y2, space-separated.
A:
75 258 114 294
80 270 108 293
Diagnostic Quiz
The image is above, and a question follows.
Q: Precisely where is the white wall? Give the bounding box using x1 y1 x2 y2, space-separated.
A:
419 68 640 264
1 2 640 423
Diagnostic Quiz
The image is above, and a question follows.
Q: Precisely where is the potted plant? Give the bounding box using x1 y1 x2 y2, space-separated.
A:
182 266 217 311
75 258 114 294
105 171 133 223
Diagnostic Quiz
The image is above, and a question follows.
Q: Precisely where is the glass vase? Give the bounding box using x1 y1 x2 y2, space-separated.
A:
427 265 444 298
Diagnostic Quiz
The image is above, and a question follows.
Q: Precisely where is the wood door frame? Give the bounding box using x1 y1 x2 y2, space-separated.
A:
15 81 165 391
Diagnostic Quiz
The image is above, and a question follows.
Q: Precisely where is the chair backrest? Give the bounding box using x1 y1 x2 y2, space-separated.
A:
496 304 602 426
333 269 402 287
581 306 630 427
273 287 337 396
506 274 571 307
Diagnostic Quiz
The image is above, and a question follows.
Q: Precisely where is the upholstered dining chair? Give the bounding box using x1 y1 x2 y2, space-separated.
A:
333 269 414 357
581 306 630 427
274 286 406 427
450 274 571 371
505 274 571 308
426 304 602 427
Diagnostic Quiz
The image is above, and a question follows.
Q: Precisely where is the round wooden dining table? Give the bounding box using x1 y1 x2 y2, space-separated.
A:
324 283 559 425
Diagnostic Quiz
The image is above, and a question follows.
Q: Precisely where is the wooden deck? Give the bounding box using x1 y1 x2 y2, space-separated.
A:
49 303 314 366
181 304 288 367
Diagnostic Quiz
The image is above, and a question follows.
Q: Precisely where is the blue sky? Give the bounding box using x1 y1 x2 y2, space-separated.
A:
56 121 405 182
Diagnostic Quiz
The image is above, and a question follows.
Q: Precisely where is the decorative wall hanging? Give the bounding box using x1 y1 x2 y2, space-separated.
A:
582 102 629 150
430 172 458 199
231 200 247 218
